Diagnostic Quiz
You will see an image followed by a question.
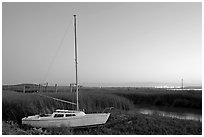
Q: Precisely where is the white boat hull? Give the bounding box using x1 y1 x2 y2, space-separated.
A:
22 113 110 128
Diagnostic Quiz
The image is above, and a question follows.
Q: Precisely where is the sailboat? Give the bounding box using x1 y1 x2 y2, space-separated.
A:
22 15 110 128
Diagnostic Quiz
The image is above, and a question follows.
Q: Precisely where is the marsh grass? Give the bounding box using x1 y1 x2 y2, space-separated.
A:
2 88 202 135
2 90 134 123
111 88 202 109
2 88 202 124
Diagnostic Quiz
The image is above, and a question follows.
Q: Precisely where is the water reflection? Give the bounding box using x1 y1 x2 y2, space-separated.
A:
139 109 202 122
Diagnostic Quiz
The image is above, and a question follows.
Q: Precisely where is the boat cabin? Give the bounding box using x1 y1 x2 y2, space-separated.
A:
51 109 86 118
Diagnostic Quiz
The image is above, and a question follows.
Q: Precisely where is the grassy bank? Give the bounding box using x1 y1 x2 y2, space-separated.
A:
2 90 134 123
112 88 202 109
72 110 202 135
2 88 202 123
2 110 202 135
2 88 202 134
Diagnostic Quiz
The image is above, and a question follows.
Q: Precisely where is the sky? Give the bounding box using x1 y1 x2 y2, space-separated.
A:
2 2 202 87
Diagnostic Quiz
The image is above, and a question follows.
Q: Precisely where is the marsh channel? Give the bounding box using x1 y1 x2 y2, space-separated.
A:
135 106 202 122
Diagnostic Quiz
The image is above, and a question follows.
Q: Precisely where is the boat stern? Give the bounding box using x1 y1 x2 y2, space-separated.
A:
103 113 111 123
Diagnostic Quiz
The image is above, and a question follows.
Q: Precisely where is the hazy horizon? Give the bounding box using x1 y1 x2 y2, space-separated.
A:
2 2 202 87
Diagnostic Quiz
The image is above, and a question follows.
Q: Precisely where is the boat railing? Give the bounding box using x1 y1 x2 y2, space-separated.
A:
102 107 114 113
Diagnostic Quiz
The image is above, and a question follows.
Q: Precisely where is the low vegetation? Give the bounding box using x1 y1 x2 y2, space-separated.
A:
2 90 134 123
2 87 202 134
3 109 202 135
112 88 202 109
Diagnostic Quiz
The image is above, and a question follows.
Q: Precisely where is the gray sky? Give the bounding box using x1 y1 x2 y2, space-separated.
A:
2 2 202 86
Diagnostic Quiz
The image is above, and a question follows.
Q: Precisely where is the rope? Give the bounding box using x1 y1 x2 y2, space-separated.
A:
36 93 77 105
42 18 73 83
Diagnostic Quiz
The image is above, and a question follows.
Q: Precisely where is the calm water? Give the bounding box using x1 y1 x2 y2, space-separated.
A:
138 109 202 122
167 88 202 91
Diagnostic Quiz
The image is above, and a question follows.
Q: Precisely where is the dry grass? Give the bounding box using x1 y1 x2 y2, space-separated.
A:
2 87 202 135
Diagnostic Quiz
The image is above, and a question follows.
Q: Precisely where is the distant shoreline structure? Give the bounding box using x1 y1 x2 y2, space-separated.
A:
79 82 202 89
2 83 202 91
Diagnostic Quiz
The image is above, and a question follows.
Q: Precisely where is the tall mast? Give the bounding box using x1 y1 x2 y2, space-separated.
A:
74 15 79 111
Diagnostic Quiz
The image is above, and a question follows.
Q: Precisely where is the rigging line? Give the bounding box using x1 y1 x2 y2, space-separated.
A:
41 19 73 84
36 93 77 105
